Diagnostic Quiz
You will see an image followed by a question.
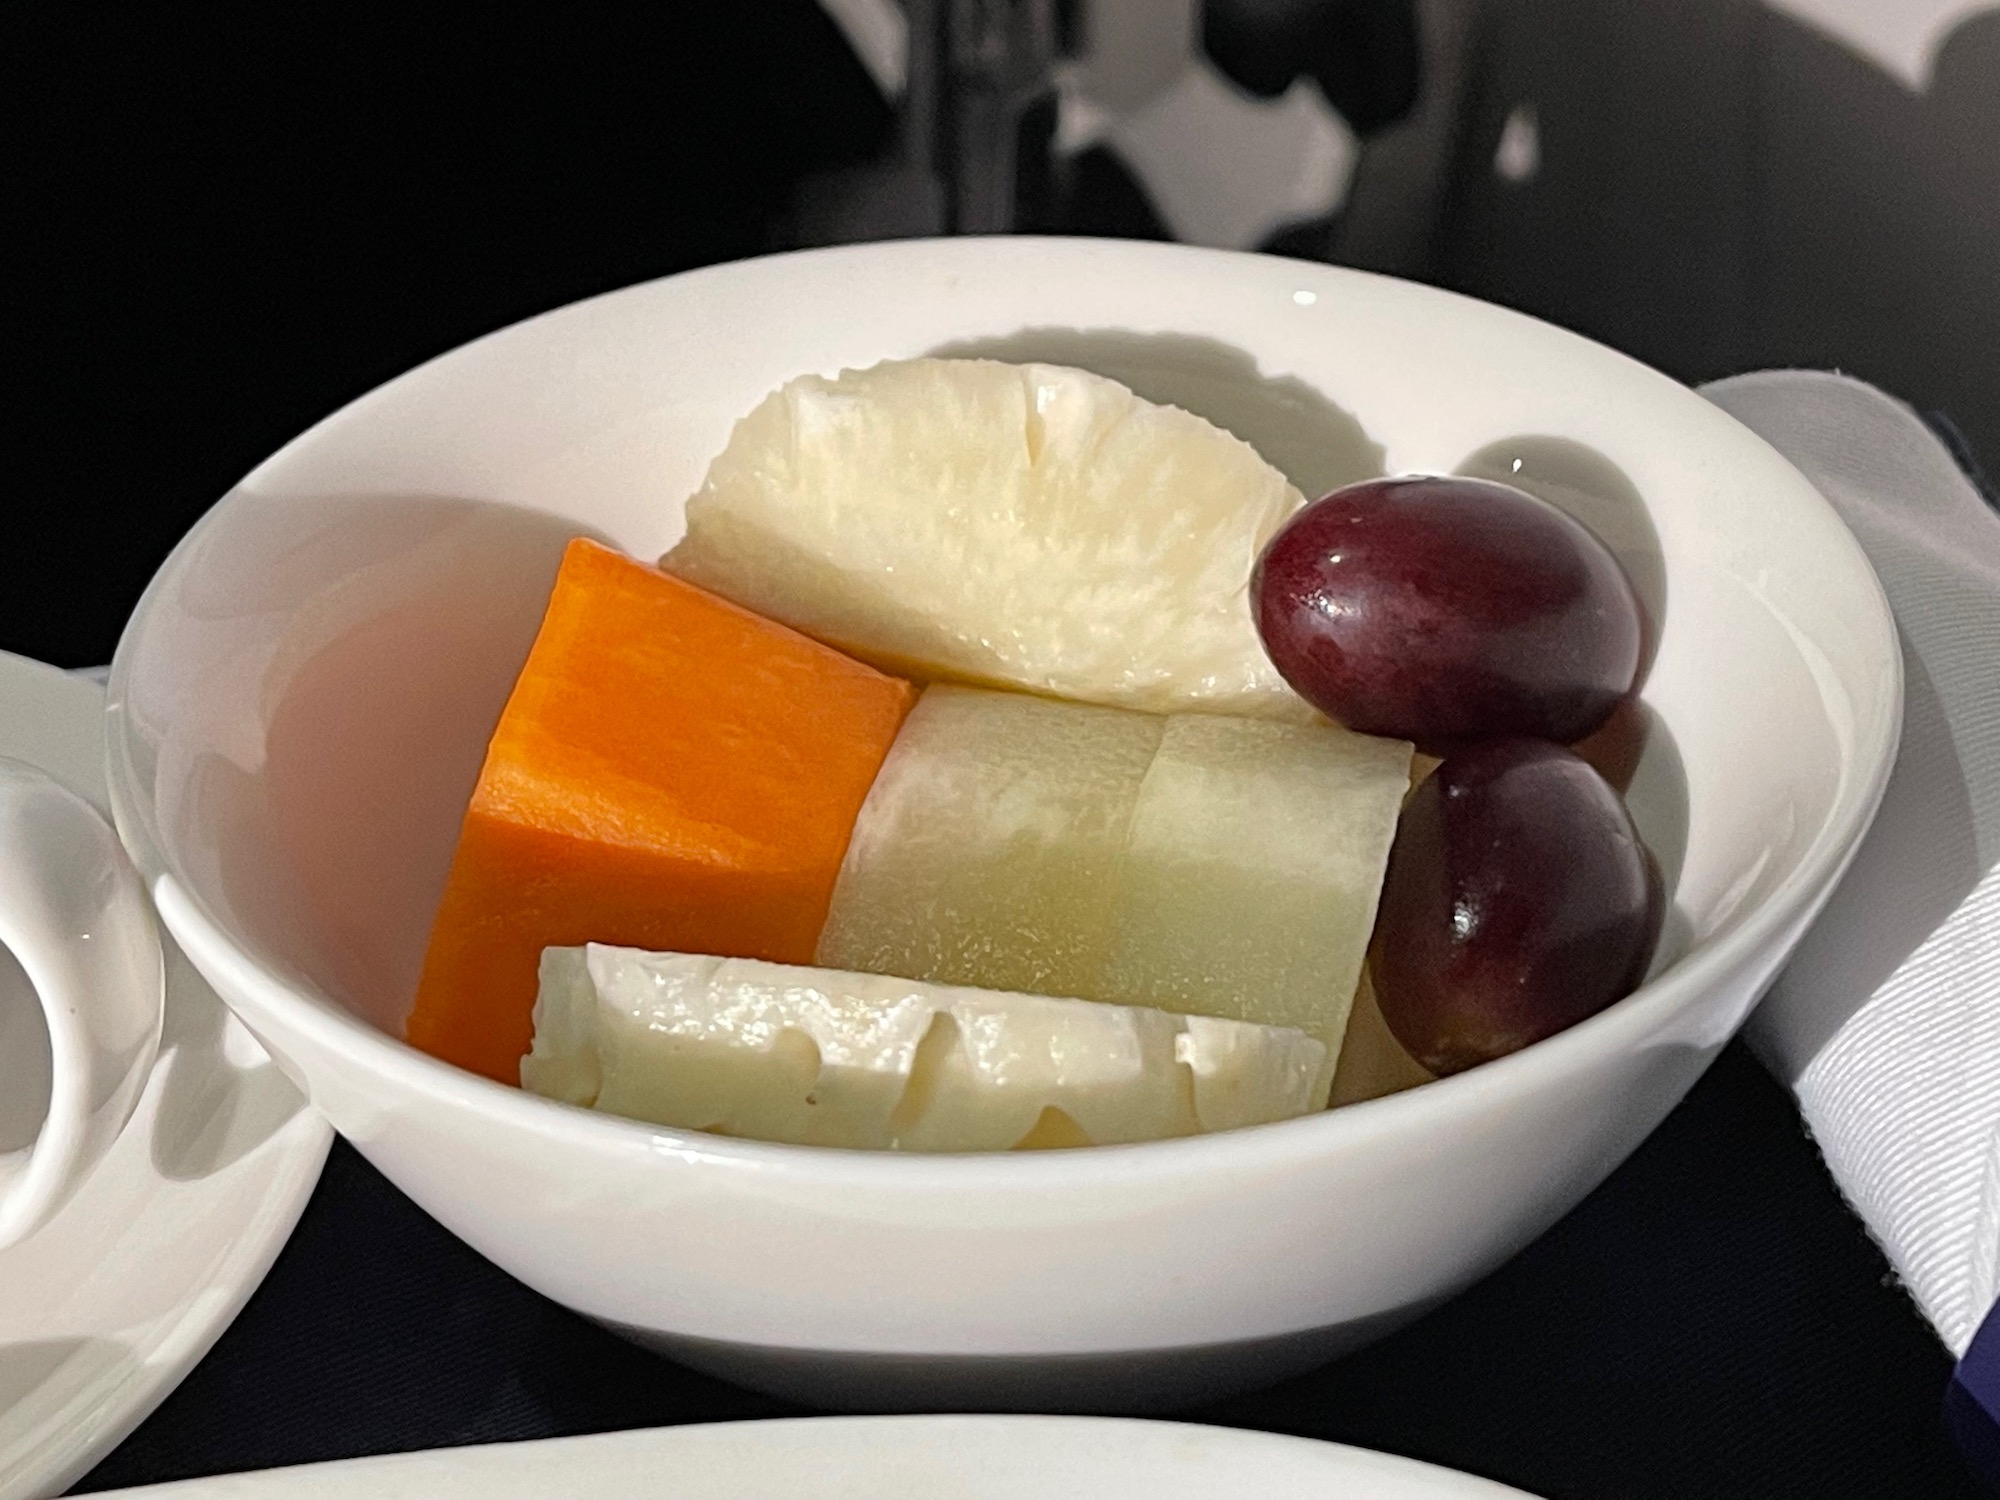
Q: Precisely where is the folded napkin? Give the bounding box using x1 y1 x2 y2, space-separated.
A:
1701 371 2000 1362
1707 370 2000 1488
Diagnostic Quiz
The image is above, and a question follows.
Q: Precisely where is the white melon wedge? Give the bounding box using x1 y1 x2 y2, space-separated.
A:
815 684 1164 1003
662 357 1313 719
816 685 1411 1100
521 944 1328 1151
1101 713 1412 1097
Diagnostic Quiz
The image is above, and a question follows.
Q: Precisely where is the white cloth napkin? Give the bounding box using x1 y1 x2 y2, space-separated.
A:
1703 370 2000 1357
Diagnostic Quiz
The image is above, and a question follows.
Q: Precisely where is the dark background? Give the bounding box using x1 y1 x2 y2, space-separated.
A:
7 4 1994 1496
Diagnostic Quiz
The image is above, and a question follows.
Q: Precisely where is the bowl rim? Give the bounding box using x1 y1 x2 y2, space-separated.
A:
104 236 1906 1184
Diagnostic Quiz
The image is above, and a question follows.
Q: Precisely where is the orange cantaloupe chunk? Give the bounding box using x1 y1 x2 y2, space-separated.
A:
407 538 919 1083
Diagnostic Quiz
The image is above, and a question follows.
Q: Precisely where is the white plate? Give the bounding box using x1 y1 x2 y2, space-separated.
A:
0 652 333 1500
93 1415 1542 1498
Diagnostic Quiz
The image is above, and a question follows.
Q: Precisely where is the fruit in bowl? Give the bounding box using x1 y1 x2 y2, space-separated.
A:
399 354 1668 1148
103 239 1900 1410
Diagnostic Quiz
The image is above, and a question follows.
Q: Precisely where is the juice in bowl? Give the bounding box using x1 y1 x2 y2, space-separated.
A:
103 238 1900 1410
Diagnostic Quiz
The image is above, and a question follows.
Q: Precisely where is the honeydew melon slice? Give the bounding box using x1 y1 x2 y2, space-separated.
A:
814 684 1163 1004
1102 712 1411 1094
816 686 1412 1101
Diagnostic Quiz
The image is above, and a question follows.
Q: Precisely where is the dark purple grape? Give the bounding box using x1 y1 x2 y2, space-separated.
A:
1252 476 1644 751
1370 738 1664 1076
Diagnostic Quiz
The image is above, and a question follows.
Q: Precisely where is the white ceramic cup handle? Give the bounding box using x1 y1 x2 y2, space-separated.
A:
0 758 164 1249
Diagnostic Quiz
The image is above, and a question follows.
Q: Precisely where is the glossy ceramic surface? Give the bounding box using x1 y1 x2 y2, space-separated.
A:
0 655 332 1500
0 757 162 1249
95 1416 1541 1498
103 238 1901 1408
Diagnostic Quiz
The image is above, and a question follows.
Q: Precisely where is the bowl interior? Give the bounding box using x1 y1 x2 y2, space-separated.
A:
106 239 1898 1065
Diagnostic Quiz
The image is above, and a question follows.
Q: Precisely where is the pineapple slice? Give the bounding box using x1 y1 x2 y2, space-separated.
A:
522 944 1328 1150
662 358 1313 720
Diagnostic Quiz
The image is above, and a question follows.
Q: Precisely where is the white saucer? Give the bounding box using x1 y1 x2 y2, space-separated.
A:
93 1415 1541 1498
0 652 332 1500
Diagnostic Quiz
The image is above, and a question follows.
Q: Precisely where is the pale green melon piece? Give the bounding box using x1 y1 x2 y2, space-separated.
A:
815 684 1164 1001
521 943 1328 1150
815 686 1411 1103
1098 714 1412 1102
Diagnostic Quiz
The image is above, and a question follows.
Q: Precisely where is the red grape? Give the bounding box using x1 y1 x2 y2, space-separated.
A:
1370 738 1664 1075
1252 476 1644 751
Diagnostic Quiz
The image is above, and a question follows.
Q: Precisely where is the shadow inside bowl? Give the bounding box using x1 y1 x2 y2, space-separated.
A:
1570 697 1693 968
142 495 612 1039
1455 436 1668 683
1616 702 1695 976
927 328 1385 500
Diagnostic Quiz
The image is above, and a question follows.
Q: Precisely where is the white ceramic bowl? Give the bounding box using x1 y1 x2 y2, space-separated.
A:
104 238 1900 1410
